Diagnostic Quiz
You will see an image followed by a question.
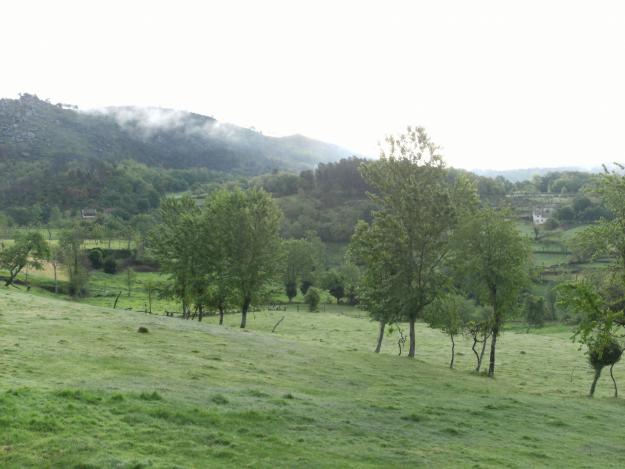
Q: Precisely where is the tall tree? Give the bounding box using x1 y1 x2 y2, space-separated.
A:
453 208 530 377
206 188 282 328
350 220 401 353
282 239 318 302
150 196 201 317
59 226 90 296
0 231 49 286
355 127 477 357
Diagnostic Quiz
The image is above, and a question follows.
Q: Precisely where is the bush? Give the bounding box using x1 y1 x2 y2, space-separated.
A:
304 287 321 312
103 257 117 274
88 249 104 269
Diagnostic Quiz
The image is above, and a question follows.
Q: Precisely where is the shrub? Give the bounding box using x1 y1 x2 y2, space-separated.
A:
88 249 104 269
304 287 321 312
103 257 117 274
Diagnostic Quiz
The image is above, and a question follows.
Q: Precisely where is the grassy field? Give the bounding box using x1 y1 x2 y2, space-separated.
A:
2 289 625 467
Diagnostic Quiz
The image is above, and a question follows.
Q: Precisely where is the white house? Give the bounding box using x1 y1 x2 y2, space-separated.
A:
532 207 554 225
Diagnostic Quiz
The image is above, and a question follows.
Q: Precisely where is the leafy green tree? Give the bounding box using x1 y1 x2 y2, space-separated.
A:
453 208 530 377
574 165 625 284
88 249 104 269
103 257 117 274
524 295 546 329
349 220 402 353
558 281 624 396
466 318 492 373
321 269 345 304
304 287 321 312
206 188 282 328
425 294 472 368
150 196 201 317
282 239 318 302
355 127 477 358
0 231 49 286
59 227 90 296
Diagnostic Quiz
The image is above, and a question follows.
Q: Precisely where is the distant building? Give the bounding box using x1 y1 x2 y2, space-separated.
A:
532 207 554 225
80 209 97 220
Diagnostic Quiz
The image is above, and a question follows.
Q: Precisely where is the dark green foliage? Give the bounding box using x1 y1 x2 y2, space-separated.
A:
0 231 49 286
103 257 118 274
454 208 531 376
589 339 622 370
321 269 345 303
300 280 313 296
285 282 298 302
88 249 104 269
588 339 622 397
0 95 350 213
304 287 321 312
524 296 546 328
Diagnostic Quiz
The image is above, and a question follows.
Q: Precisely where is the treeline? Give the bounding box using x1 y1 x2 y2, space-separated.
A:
0 158 229 223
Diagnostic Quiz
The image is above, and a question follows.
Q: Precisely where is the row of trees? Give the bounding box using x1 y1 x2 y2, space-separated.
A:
350 127 531 377
150 188 282 328
0 227 90 295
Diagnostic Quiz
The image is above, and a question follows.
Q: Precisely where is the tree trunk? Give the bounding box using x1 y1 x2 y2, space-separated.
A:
408 318 416 358
219 307 224 325
53 263 58 294
375 320 386 353
478 337 488 373
240 297 251 328
449 334 455 369
198 305 203 322
488 328 498 377
590 367 602 397
610 364 618 398
472 338 480 371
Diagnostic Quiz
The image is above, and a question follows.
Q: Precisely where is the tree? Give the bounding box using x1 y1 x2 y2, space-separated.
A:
558 281 624 397
282 239 318 302
206 188 282 328
88 248 104 269
524 295 546 329
0 231 49 287
48 244 62 294
321 269 345 303
59 227 90 296
126 267 136 297
573 165 625 285
466 318 492 373
149 196 201 317
453 208 530 377
588 338 622 397
304 287 321 312
425 294 472 369
349 220 402 353
103 257 117 274
355 127 477 358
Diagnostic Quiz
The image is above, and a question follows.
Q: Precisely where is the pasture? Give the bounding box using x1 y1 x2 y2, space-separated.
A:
1 289 625 467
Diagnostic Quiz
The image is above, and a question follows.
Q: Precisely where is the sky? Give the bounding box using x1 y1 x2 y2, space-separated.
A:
2 0 625 170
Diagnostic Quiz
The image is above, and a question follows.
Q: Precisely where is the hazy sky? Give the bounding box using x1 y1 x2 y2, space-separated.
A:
2 0 625 170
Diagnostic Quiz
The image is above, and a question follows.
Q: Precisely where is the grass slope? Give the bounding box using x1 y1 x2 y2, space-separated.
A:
1 290 625 468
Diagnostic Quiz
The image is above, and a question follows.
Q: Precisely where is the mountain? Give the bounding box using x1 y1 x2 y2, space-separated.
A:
0 94 353 213
471 166 600 183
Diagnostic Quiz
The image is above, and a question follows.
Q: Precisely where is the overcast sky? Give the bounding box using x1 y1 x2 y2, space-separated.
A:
2 0 624 170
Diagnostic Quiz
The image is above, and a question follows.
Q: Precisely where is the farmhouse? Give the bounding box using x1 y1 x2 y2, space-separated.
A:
532 207 554 225
80 209 97 220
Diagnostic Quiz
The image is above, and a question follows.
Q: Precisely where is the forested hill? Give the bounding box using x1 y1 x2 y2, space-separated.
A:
0 94 352 211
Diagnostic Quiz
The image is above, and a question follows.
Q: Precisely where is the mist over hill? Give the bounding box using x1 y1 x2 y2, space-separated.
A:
0 94 353 211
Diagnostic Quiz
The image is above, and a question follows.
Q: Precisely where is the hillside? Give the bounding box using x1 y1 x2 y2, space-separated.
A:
0 94 353 210
1 289 625 467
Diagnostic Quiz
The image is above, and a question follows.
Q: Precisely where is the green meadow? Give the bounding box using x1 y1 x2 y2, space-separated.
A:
1 289 625 468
